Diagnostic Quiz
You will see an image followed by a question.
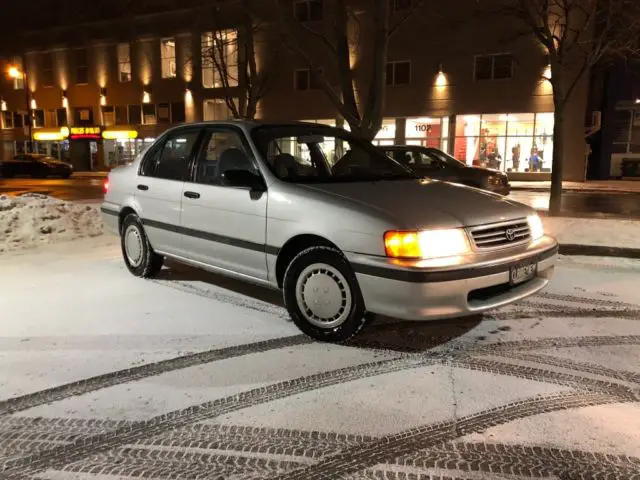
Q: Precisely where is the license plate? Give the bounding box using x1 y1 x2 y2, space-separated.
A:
510 261 537 285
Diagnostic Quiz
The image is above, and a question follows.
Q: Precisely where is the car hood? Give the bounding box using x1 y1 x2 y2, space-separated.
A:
301 179 529 229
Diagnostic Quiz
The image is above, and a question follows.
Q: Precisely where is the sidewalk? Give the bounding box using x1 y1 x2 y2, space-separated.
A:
511 180 640 193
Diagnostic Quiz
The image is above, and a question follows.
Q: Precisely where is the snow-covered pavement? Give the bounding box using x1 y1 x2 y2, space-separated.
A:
1 237 639 479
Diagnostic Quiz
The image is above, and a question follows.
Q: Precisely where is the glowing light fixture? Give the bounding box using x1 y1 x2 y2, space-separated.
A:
142 86 152 104
30 98 37 109
0 99 6 111
7 66 22 79
62 90 69 108
435 64 447 87
543 64 552 81
100 87 107 106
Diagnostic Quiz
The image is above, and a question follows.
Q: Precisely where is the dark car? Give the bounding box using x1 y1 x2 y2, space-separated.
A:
0 154 73 179
379 145 511 195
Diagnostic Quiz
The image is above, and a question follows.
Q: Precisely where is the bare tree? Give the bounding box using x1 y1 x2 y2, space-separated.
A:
487 0 640 215
275 0 424 140
201 0 276 119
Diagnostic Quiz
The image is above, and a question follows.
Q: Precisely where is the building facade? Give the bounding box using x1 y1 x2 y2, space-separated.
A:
0 0 590 180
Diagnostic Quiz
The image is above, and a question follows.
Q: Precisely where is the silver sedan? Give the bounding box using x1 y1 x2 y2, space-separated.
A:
101 121 557 342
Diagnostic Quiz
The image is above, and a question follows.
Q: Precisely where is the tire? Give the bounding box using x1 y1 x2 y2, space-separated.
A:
282 246 368 343
120 213 164 278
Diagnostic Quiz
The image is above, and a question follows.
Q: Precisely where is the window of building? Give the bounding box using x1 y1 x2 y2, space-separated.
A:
390 0 412 11
115 105 128 124
56 108 68 127
117 43 132 82
201 30 239 88
102 106 115 126
371 118 396 146
32 109 45 128
75 49 89 85
13 112 24 128
129 105 142 125
203 99 235 121
474 54 513 80
143 103 157 124
12 57 24 90
194 130 254 185
2 111 13 129
405 117 450 151
453 113 552 173
158 103 171 123
294 68 321 90
171 102 186 123
160 38 177 79
41 52 54 88
141 130 200 181
294 0 323 21
45 109 56 127
74 107 94 125
386 61 411 86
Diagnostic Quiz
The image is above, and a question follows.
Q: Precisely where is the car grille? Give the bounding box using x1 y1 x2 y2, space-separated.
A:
469 219 530 249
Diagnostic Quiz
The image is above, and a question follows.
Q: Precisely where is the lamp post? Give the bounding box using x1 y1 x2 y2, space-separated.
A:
7 65 33 152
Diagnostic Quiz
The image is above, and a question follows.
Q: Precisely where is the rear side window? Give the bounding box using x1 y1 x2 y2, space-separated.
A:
140 130 200 181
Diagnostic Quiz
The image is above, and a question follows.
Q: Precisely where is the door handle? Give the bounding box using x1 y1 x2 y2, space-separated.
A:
137 184 149 191
184 191 200 199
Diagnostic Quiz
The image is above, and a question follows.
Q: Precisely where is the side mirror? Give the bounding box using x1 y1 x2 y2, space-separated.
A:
222 169 265 191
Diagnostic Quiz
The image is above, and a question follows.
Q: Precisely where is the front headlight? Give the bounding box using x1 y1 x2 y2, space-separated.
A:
527 214 544 241
384 229 472 259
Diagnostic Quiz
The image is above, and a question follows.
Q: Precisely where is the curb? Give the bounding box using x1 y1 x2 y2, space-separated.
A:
559 244 640 259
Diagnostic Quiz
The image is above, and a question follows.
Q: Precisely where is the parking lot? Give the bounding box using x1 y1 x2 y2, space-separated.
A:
1 237 639 479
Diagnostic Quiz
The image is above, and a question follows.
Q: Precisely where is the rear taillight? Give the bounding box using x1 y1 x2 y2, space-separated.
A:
103 178 109 194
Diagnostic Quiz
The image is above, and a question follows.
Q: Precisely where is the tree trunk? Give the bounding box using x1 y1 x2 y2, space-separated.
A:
549 98 565 216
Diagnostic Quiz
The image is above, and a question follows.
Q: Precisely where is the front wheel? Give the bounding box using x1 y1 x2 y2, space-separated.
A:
120 213 164 278
282 246 368 342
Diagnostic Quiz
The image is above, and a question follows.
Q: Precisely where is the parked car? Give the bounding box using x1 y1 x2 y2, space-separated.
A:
0 153 73 179
379 145 511 195
101 121 557 342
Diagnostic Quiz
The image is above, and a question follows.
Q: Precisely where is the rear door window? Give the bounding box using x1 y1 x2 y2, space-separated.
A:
140 129 201 181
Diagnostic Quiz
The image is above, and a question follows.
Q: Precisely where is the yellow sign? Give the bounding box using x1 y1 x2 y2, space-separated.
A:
102 129 138 140
70 127 101 136
33 127 70 141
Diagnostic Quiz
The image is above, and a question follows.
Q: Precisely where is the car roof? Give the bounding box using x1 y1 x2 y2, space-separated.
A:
163 120 343 136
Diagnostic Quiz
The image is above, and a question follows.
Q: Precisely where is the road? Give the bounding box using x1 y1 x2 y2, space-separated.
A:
0 236 639 479
2 176 640 217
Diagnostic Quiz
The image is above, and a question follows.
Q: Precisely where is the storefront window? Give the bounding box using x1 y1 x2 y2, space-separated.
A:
454 113 554 173
406 117 449 150
372 118 395 146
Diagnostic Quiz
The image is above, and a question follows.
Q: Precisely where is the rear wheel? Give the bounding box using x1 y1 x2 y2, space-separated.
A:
120 213 164 278
282 246 368 342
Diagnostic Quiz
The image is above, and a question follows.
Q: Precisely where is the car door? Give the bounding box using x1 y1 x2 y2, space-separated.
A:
180 126 268 281
135 127 202 257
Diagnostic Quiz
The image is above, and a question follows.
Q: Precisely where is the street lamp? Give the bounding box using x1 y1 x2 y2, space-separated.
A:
7 65 33 151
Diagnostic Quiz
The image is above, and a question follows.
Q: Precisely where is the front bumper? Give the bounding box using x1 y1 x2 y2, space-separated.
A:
348 235 557 320
489 184 511 196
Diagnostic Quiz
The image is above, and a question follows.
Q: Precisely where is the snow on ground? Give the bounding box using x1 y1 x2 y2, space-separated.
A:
0 193 102 253
543 216 640 249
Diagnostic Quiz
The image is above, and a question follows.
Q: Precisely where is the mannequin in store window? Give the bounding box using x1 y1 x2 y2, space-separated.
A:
511 144 521 171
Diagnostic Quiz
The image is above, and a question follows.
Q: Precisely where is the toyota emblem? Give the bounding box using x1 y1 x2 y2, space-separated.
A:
505 228 516 241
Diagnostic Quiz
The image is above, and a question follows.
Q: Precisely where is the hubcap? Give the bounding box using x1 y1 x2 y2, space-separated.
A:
295 263 352 329
124 225 144 267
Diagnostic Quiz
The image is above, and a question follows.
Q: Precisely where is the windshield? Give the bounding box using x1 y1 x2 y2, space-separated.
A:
251 125 417 183
426 148 466 168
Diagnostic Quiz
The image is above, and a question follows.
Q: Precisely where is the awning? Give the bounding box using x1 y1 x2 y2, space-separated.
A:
33 127 70 141
102 125 139 140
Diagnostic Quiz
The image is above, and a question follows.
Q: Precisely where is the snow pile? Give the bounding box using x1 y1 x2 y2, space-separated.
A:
0 194 103 253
